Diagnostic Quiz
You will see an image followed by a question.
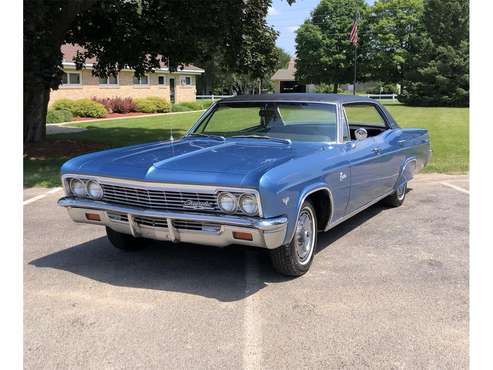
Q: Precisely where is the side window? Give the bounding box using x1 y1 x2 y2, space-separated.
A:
344 104 387 128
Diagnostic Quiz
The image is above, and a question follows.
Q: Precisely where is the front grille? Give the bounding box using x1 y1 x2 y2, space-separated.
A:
101 183 220 213
106 211 221 233
134 215 168 228
172 220 221 232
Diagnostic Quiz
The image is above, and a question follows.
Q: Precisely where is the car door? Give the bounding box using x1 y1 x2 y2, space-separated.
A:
343 103 401 213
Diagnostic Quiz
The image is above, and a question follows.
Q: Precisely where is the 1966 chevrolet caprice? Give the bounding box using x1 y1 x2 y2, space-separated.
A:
58 93 431 276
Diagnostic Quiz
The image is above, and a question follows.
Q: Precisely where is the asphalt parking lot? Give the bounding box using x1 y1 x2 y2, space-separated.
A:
24 174 469 369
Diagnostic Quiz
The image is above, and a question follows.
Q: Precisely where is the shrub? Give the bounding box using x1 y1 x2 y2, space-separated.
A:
46 108 74 123
179 100 213 110
367 82 399 95
92 96 137 113
71 99 107 117
51 99 77 112
171 103 193 112
180 101 203 110
134 96 171 113
92 97 112 112
51 98 107 118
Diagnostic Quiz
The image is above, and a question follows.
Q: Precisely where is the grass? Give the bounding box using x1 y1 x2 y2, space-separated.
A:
24 104 468 187
383 104 469 173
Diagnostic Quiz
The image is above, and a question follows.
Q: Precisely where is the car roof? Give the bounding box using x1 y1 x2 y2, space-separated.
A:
219 93 377 104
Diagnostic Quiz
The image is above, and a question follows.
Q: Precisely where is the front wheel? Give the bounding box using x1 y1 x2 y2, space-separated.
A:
106 227 148 251
381 181 407 207
270 200 318 277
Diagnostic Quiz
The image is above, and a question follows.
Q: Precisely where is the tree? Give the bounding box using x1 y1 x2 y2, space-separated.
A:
295 0 368 93
196 46 291 95
364 0 424 85
276 47 291 70
24 0 286 143
399 0 469 106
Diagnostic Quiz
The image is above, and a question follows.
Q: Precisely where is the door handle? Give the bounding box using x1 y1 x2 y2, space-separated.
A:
372 147 382 154
397 139 407 146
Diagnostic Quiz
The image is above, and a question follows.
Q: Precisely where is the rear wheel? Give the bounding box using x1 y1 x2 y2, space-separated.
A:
270 200 317 277
381 181 407 207
106 227 148 251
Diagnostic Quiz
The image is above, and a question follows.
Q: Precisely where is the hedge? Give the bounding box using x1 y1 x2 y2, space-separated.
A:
46 108 74 123
51 98 107 118
134 96 171 113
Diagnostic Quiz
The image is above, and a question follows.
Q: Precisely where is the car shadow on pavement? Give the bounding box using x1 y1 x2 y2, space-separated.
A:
30 203 392 302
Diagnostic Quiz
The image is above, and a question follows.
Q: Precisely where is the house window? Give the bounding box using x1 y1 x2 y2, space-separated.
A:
158 76 166 85
99 74 118 85
133 75 149 85
181 76 193 86
61 72 81 85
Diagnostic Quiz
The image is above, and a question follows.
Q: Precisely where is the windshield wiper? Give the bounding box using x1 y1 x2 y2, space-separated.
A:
187 133 225 141
230 135 291 144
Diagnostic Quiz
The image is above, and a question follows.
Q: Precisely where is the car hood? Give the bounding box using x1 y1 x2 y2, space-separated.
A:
62 137 327 188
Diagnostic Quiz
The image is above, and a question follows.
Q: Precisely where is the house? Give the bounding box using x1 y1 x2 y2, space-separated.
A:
50 44 205 104
271 58 316 94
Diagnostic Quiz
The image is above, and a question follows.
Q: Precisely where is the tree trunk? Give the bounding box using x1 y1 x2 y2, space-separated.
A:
332 83 339 93
24 83 50 143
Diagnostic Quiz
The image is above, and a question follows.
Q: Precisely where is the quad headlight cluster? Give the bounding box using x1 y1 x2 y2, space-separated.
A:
66 177 104 200
217 192 260 216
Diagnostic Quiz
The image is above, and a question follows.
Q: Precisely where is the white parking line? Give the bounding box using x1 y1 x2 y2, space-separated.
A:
243 252 263 370
23 187 62 206
440 182 470 195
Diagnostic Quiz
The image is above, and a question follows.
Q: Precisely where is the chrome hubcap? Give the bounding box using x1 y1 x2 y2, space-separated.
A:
397 183 407 200
294 209 315 264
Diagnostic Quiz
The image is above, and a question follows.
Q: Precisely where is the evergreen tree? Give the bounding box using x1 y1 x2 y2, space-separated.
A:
400 0 469 106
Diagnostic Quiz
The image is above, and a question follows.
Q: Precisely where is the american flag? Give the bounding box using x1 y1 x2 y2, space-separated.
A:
349 18 358 46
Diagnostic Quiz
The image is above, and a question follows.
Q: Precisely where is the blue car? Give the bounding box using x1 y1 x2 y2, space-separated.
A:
58 93 431 276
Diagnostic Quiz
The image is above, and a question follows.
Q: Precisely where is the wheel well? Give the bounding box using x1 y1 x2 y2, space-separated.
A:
305 189 332 231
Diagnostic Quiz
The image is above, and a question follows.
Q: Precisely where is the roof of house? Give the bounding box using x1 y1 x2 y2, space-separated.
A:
219 93 376 104
271 58 296 81
61 44 204 73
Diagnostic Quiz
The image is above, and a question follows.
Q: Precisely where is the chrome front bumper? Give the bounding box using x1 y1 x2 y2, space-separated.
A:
58 197 288 249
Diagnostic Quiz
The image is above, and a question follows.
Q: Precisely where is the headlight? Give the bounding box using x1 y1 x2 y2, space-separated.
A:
239 194 258 215
86 180 103 200
217 192 237 213
70 179 86 197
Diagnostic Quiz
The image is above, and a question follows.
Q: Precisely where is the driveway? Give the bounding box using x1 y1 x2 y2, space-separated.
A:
24 174 469 369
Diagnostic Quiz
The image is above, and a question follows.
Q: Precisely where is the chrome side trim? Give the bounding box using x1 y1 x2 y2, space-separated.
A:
324 190 394 232
61 173 263 217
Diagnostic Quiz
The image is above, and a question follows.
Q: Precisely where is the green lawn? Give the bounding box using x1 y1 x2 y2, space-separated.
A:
24 105 468 188
384 104 469 173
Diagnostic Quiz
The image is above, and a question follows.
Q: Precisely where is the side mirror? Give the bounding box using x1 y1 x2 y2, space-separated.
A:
354 128 368 141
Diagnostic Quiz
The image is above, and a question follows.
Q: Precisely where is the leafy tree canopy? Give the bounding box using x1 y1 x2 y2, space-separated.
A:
24 0 291 142
295 0 368 92
400 0 469 106
364 0 424 84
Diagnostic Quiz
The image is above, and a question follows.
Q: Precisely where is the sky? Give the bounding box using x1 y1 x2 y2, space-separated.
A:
267 0 374 56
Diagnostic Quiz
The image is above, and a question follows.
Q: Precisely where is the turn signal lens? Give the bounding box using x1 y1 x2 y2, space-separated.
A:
85 213 101 221
233 231 253 241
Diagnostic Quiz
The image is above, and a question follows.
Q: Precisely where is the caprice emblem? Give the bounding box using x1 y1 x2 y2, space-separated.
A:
183 199 214 210
339 172 347 182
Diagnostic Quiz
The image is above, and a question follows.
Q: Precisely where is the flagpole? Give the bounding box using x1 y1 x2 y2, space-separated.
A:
353 44 357 95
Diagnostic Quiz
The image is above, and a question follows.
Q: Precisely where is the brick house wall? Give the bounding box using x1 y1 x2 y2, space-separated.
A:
50 69 201 105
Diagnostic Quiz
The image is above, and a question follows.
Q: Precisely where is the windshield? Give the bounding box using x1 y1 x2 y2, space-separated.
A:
192 102 338 142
